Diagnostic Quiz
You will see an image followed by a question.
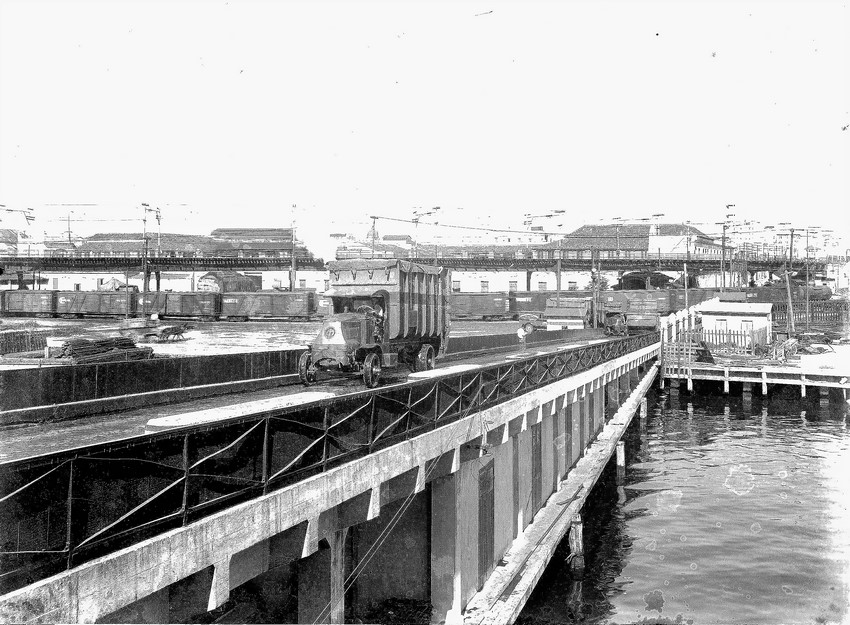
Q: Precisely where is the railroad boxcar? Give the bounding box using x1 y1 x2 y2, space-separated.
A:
451 292 510 320
163 292 221 319
508 291 549 318
2 290 57 316
137 292 168 317
54 290 136 317
220 291 317 320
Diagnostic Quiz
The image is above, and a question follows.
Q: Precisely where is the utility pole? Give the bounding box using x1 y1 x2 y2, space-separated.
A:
290 204 297 292
805 228 810 332
141 204 149 317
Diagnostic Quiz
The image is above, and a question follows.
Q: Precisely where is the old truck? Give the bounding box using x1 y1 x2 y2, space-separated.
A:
299 259 451 388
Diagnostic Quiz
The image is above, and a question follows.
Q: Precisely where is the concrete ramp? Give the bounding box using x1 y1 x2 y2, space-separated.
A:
409 364 481 379
145 392 335 432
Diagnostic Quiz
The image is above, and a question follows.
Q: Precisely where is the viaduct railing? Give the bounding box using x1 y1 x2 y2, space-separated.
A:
0 331 658 594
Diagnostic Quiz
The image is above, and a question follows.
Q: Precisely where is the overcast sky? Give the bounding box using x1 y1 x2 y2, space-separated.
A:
1 0 847 258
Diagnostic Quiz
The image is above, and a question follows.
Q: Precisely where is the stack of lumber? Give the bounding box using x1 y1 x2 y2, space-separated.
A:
58 337 154 364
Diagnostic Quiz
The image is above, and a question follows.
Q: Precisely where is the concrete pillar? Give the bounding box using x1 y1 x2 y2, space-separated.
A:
431 475 459 624
819 387 830 407
541 413 554 503
296 528 347 624
606 379 620 418
629 367 639 391
514 429 532 534
493 441 514 564
329 529 348 623
351 494 429 618
593 385 604 436
430 461 479 625
570 399 581 468
640 397 648 420
556 407 568 480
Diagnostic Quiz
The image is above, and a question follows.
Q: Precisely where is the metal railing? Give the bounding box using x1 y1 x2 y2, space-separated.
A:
0 331 658 593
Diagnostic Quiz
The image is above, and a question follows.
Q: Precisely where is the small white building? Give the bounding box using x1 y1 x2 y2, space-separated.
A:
699 302 773 344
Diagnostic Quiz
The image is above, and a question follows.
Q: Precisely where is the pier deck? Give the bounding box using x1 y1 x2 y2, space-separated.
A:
662 345 850 396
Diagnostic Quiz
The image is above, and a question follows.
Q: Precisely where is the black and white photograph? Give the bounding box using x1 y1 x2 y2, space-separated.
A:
0 0 848 623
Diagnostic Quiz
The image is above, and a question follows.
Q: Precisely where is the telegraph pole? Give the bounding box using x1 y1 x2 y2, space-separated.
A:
290 204 297 292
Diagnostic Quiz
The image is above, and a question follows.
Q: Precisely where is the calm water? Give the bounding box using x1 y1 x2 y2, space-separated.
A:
519 389 850 625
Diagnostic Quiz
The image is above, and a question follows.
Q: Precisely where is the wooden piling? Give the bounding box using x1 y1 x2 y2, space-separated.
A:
568 515 585 577
616 441 625 483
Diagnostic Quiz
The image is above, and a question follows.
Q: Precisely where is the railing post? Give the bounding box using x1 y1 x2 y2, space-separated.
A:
322 406 331 470
65 458 75 569
261 417 270 495
182 434 191 525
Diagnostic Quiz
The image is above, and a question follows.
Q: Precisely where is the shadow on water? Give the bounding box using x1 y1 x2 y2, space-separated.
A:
518 386 850 625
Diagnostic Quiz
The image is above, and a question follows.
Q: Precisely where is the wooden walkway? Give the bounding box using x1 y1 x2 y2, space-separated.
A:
661 350 850 397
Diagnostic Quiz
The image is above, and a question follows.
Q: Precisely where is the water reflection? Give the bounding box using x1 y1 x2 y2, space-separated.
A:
518 390 850 625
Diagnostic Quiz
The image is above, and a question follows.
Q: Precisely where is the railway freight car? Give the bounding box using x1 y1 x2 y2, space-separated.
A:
137 292 168 317
162 292 221 319
56 291 136 317
1 290 57 316
451 292 510 320
220 290 317 320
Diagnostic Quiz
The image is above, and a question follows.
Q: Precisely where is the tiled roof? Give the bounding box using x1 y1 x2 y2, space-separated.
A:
545 223 709 251
210 228 294 240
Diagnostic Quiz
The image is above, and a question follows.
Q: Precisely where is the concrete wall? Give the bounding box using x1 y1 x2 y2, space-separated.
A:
0 342 659 624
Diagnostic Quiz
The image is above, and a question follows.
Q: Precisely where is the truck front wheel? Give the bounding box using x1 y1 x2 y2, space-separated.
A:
299 351 317 386
363 352 382 388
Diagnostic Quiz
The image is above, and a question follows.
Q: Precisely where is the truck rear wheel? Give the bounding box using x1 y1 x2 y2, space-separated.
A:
363 352 381 388
299 351 317 386
416 344 435 371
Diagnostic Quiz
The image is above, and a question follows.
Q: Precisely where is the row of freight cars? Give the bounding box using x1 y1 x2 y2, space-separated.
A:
451 285 832 321
0 285 831 322
0 290 319 320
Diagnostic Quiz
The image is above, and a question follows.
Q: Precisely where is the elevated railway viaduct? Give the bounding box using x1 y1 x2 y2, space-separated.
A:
0 332 660 624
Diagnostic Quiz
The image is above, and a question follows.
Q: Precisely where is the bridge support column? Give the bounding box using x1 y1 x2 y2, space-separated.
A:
619 373 630 402
155 270 161 291
493 440 514 565
819 387 830 407
742 382 753 412
569 397 581 468
297 527 348 624
629 367 640 390
606 378 620 419
593 383 604 436
514 427 533 534
430 460 479 625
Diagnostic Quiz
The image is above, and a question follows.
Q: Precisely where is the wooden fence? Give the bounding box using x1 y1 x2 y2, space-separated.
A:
667 328 769 361
772 300 850 325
